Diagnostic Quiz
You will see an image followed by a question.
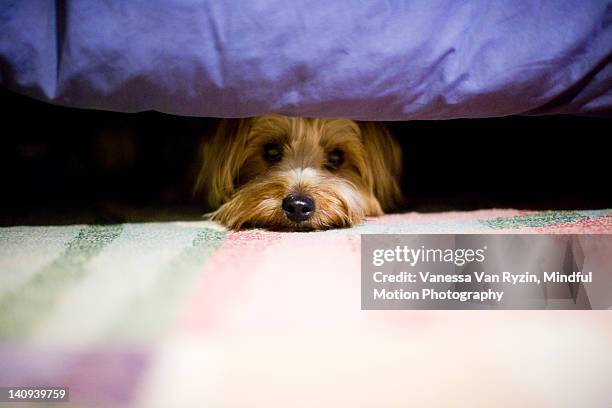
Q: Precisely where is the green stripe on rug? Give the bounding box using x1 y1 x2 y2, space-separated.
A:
479 211 588 230
25 223 226 346
0 224 123 340
106 227 225 342
0 226 81 297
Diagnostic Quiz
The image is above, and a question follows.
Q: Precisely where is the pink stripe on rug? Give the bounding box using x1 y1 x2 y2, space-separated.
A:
369 209 530 225
181 230 435 337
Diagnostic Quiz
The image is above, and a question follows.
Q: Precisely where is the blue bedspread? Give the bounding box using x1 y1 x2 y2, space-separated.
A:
1 1 611 119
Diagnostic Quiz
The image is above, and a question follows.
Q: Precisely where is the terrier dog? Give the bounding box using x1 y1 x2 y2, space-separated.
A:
195 114 402 231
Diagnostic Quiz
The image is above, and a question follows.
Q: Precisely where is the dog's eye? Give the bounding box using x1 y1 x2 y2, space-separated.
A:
326 148 344 170
263 143 282 163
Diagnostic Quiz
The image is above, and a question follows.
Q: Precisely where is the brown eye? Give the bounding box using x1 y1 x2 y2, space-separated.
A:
263 143 282 163
326 148 344 170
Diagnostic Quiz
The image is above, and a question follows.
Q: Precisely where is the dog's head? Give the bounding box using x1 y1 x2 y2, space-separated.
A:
195 114 402 230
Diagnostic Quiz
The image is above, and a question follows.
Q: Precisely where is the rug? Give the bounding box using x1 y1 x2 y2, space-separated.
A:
1 209 611 407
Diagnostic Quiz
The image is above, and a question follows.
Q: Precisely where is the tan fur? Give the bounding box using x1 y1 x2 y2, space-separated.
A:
195 114 402 231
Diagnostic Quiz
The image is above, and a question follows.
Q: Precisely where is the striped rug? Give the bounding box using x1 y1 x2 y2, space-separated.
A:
1 209 611 407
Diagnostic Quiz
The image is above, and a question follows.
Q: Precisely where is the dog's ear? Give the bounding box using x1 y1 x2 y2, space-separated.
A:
359 122 403 211
194 118 251 209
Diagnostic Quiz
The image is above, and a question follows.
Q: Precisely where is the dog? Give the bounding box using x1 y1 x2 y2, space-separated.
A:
195 114 402 231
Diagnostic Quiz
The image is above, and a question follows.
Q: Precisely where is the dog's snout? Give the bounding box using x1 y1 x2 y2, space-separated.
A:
282 195 314 222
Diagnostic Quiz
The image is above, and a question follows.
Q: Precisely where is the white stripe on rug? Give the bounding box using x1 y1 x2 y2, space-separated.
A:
30 222 209 347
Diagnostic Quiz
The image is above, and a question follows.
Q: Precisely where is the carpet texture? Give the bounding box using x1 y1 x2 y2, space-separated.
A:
1 209 611 407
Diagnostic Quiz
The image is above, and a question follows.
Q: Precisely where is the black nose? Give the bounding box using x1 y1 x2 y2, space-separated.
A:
282 195 315 222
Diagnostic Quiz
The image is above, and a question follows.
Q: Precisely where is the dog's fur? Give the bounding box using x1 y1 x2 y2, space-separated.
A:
195 114 402 231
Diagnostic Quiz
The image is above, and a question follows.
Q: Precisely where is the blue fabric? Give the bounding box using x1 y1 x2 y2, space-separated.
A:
1 1 611 119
